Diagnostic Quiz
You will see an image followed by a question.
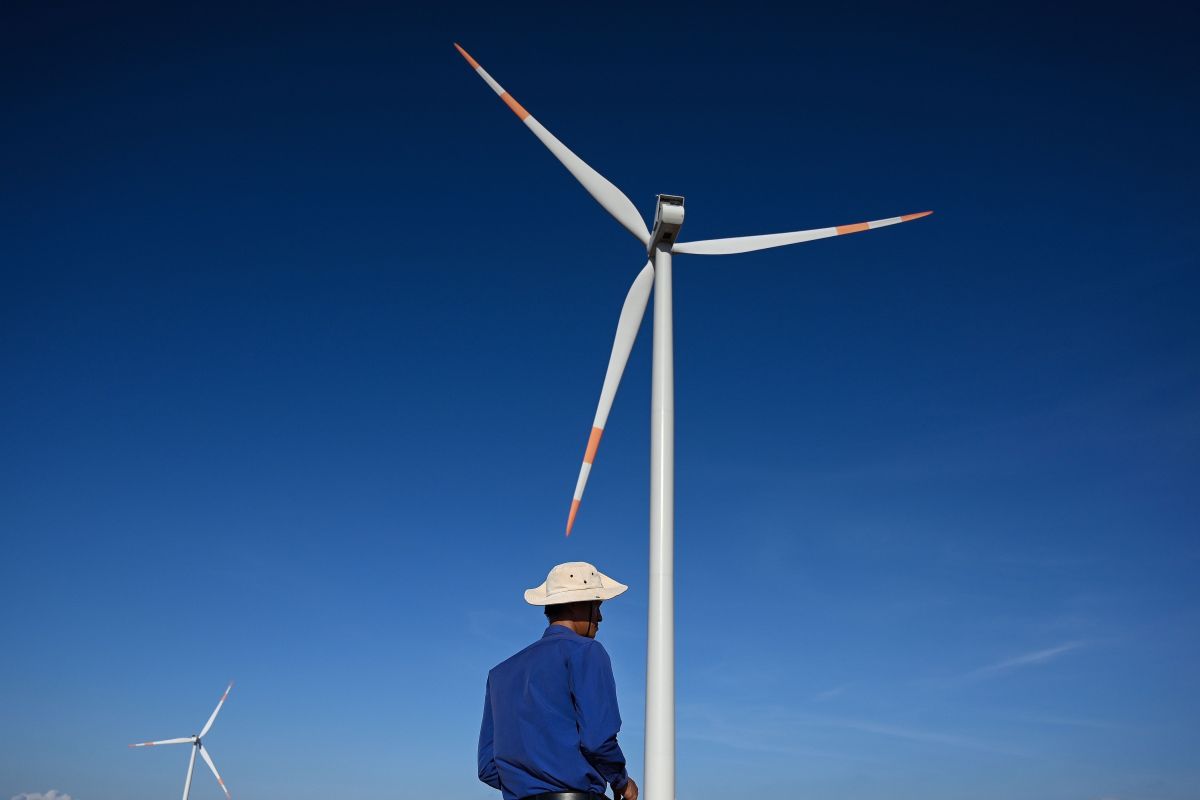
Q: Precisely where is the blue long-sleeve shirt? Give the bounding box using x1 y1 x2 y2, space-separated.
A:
478 625 629 800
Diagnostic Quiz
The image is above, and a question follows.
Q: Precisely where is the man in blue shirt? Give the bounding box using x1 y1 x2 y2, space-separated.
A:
478 561 639 800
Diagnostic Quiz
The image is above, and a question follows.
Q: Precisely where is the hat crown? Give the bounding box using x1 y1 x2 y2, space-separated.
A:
546 561 604 595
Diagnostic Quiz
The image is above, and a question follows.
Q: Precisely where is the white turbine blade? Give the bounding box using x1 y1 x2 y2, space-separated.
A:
198 681 233 739
198 745 231 800
673 211 933 255
455 43 650 247
129 737 192 748
566 261 654 536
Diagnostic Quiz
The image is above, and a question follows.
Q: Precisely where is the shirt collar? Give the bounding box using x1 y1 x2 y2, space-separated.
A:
542 623 583 639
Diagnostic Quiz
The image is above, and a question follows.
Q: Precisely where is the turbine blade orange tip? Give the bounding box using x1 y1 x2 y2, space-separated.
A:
566 499 581 536
453 43 481 70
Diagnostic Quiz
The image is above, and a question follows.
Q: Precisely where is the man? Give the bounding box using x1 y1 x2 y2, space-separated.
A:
478 561 639 800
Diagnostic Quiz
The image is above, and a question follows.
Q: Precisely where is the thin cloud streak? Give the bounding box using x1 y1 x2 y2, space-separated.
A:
812 685 847 701
799 714 1026 756
680 728 882 763
682 703 1024 759
1004 712 1121 730
964 641 1085 681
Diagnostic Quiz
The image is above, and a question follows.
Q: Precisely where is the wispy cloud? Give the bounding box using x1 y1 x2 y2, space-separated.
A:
678 704 882 763
812 685 847 701
681 728 879 762
799 714 1025 756
12 792 74 800
963 641 1085 682
1003 712 1120 730
681 703 1024 759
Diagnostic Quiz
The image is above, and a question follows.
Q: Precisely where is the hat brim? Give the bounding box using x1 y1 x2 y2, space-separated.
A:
524 575 628 606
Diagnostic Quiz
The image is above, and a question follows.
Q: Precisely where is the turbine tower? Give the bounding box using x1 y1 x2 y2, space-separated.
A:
455 44 931 800
130 682 234 800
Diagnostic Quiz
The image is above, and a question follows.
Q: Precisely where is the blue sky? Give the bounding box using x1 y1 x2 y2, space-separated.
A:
2 3 1198 800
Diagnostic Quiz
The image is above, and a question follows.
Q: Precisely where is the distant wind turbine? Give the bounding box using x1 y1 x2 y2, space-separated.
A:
455 44 931 800
130 681 234 800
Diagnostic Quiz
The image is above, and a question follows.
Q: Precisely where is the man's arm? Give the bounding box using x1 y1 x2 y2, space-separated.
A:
477 677 502 790
569 641 630 795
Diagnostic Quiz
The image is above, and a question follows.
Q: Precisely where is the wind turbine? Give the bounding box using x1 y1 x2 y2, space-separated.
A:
130 681 234 800
455 44 931 800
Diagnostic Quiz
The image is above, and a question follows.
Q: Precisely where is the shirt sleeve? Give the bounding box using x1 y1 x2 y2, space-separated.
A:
477 676 502 790
568 640 629 793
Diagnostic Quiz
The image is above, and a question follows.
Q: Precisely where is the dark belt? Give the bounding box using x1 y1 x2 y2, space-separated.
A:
522 794 607 800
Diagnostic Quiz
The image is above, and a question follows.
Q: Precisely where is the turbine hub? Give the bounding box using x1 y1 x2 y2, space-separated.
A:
649 194 685 252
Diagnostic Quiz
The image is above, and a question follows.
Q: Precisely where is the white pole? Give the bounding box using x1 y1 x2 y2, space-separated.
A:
182 743 197 800
645 242 675 800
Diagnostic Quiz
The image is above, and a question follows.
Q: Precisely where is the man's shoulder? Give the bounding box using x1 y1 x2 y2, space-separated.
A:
562 635 612 669
489 634 569 677
577 636 609 655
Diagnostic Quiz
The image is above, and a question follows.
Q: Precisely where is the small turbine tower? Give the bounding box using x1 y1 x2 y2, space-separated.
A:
130 681 234 800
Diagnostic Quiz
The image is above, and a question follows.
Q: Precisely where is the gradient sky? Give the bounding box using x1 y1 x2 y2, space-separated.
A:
3 3 1198 800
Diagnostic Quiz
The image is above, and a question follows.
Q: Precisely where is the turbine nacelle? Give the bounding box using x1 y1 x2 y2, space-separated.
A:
649 194 685 253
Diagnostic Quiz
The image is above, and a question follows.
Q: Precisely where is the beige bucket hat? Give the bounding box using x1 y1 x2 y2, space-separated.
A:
524 561 629 606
